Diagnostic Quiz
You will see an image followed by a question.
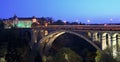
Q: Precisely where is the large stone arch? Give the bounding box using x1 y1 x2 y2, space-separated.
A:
38 30 101 56
102 32 111 50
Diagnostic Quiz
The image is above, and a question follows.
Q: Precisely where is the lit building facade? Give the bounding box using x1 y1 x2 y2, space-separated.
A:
4 15 39 29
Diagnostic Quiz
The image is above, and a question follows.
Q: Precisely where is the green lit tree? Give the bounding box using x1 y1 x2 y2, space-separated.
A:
52 47 83 62
95 49 117 62
114 45 120 62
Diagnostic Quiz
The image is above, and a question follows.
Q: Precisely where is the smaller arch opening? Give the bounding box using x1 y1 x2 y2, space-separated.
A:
97 33 100 41
102 33 111 50
106 34 109 46
93 32 100 42
113 34 120 52
116 35 119 52
87 32 91 38
112 33 120 57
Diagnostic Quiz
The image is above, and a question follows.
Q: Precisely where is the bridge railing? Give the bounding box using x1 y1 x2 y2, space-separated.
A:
35 25 120 31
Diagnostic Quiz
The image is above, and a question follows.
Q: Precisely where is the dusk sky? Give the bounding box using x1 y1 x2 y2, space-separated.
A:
1 0 120 23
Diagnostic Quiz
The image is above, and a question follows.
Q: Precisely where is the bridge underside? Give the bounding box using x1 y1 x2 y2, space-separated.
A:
49 33 97 55
38 31 101 62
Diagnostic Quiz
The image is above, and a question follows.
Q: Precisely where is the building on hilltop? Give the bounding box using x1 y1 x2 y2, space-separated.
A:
3 15 41 29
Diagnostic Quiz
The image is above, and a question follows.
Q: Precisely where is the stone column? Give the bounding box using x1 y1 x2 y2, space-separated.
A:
111 34 117 58
99 33 103 50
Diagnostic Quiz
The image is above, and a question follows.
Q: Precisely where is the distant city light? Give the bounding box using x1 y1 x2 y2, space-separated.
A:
63 20 67 24
75 19 79 22
104 24 107 26
110 18 113 21
87 20 90 23
110 18 113 23
87 20 90 24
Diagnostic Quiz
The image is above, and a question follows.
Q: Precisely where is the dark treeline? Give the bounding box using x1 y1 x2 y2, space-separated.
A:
0 29 32 62
0 19 4 29
1 17 85 25
1 17 120 27
38 17 120 25
32 17 85 25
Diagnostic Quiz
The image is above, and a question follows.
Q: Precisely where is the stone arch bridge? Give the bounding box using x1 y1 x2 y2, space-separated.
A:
28 25 120 61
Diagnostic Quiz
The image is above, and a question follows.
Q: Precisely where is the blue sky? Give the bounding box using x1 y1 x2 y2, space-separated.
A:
1 0 120 23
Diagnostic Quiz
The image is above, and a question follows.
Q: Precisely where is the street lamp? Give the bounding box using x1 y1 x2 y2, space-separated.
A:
76 19 79 22
87 19 90 25
63 20 67 25
110 18 113 25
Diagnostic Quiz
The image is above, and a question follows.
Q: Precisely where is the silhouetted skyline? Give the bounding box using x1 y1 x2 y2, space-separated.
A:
1 0 120 23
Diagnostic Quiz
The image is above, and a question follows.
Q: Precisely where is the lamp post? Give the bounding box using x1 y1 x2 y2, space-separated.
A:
63 20 67 25
87 19 90 25
110 18 113 25
76 19 78 22
76 19 79 25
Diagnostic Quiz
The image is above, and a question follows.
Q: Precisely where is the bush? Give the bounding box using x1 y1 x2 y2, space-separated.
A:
95 50 117 62
52 47 83 62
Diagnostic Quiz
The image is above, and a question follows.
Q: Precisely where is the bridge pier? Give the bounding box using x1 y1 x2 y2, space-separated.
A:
29 29 49 62
99 34 102 49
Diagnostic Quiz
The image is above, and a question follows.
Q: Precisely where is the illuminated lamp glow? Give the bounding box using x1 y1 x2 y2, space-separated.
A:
63 20 66 24
32 19 37 22
87 20 90 22
104 24 107 26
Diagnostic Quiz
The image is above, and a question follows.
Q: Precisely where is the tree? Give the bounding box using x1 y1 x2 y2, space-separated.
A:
52 47 83 62
0 20 4 29
64 21 70 25
95 50 117 62
53 20 64 25
46 17 54 25
101 47 120 62
31 22 40 28
113 45 120 62
0 30 31 62
70 22 79 25
79 22 85 25
38 17 47 25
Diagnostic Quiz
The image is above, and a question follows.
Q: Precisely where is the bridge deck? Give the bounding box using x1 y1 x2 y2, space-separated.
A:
35 25 120 31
